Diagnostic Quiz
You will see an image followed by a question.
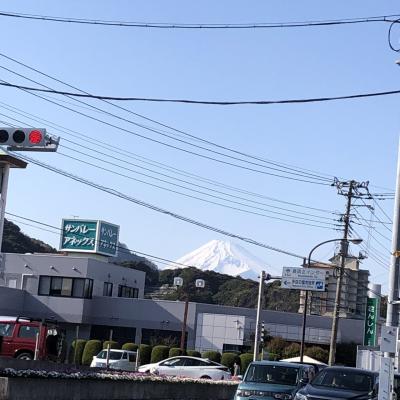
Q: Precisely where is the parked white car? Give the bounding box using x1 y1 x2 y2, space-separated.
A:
138 356 232 380
90 349 137 371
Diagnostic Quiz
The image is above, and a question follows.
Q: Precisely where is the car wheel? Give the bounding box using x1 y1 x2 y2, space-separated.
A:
200 375 211 380
16 352 33 360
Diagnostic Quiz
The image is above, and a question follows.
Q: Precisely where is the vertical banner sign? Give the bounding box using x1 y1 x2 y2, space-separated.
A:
363 298 378 346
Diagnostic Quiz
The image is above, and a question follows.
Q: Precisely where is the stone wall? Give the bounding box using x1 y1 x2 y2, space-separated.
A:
0 377 237 400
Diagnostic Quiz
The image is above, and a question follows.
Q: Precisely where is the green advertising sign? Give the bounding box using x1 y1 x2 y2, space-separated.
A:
363 298 378 346
98 221 119 256
60 219 119 257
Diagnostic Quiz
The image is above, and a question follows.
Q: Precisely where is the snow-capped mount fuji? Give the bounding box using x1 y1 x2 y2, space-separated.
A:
166 240 269 281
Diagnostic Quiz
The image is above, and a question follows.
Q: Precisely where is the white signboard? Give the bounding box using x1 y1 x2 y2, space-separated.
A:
281 267 326 291
378 357 392 400
380 326 398 353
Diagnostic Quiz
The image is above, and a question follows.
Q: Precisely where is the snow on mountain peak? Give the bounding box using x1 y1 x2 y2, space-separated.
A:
165 240 269 280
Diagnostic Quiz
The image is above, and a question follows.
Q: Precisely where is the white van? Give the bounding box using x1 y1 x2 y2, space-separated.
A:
90 349 137 371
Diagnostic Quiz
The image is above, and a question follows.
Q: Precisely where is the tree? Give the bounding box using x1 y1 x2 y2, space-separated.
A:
283 342 300 358
266 337 288 359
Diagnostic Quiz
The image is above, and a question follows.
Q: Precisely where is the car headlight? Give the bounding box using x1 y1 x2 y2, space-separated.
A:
236 389 252 397
273 394 292 400
295 394 307 400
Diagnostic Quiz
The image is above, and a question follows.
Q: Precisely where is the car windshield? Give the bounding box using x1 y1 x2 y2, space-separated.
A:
96 350 122 360
312 370 374 392
245 364 299 386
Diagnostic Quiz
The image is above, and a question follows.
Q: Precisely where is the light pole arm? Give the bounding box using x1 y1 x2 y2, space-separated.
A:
299 238 344 363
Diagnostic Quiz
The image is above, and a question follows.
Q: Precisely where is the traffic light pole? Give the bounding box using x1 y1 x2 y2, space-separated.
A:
253 271 265 361
0 152 26 284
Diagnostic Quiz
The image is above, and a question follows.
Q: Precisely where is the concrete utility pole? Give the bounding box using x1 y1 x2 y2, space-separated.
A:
253 271 265 361
386 142 400 340
328 179 369 365
328 182 353 366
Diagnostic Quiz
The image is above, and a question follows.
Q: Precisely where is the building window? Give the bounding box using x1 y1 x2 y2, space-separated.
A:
103 282 113 297
38 276 93 299
118 285 138 299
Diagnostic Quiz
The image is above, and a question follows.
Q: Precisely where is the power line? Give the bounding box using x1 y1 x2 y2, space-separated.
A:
0 52 335 184
0 78 330 186
56 147 336 229
0 109 337 222
4 212 192 270
2 80 400 105
0 11 397 29
11 151 307 260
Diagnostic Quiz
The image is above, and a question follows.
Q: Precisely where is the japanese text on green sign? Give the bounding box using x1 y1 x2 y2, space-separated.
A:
363 298 378 346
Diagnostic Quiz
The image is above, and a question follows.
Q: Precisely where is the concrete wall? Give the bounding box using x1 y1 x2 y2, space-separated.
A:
0 377 237 400
2 253 146 299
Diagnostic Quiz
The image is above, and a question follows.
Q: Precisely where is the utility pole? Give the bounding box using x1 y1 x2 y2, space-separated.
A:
180 295 189 352
386 142 400 349
329 179 369 365
253 271 265 361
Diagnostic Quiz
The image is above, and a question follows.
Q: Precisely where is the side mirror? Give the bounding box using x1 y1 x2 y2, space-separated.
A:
300 377 309 386
237 375 243 380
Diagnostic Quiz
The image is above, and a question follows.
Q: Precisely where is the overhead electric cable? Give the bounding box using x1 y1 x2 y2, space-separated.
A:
0 52 335 183
0 11 397 29
0 79 330 186
2 81 400 106
0 64 331 184
10 152 307 260
0 109 336 221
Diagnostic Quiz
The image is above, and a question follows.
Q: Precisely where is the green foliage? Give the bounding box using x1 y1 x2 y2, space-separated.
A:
239 353 253 375
2 219 56 254
335 343 357 366
118 259 159 286
266 337 288 359
158 267 299 311
102 340 120 350
268 353 280 361
139 344 152 365
151 345 170 363
202 351 221 363
82 340 102 366
122 343 138 352
283 342 300 359
68 339 87 365
169 347 184 357
305 346 329 364
186 350 201 358
221 352 240 373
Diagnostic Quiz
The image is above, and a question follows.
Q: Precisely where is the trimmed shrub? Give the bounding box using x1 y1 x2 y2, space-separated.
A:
122 343 138 352
151 345 170 363
266 337 287 359
68 339 87 365
239 353 253 375
139 344 152 365
169 347 184 358
221 352 240 374
305 346 329 364
186 350 201 358
283 342 300 359
202 351 221 363
102 340 120 350
82 340 102 366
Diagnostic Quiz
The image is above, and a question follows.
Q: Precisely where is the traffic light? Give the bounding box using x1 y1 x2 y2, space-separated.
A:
0 128 47 149
261 321 266 343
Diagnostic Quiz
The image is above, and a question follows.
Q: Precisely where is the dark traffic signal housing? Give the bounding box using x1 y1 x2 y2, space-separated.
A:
0 128 59 152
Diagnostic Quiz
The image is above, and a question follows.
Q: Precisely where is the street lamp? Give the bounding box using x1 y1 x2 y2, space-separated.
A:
174 277 205 352
299 238 363 363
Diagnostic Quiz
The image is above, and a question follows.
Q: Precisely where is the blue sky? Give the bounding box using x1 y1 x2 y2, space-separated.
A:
0 1 398 291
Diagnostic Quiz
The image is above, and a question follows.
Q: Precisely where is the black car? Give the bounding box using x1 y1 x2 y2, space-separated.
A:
295 366 378 400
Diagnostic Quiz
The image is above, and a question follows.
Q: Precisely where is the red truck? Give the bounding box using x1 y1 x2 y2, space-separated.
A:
0 316 65 361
